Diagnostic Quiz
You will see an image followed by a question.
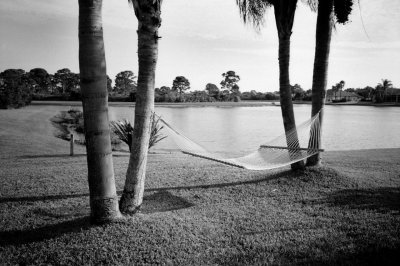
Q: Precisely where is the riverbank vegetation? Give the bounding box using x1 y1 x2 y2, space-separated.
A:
1 67 399 109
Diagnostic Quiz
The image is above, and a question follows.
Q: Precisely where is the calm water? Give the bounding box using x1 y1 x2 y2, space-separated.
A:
109 105 400 155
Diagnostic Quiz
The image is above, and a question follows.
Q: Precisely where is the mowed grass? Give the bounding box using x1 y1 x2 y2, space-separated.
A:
1 105 400 265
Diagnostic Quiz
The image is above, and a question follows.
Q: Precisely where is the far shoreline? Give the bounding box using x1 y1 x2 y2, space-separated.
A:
31 100 400 108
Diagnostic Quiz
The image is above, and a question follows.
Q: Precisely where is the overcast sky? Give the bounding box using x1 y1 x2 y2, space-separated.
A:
0 0 399 92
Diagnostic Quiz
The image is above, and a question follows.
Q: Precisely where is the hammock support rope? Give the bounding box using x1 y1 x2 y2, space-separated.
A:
156 111 323 171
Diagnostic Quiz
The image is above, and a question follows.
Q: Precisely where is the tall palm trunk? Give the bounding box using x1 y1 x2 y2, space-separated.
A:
119 0 162 213
306 0 334 166
78 0 121 223
274 0 304 170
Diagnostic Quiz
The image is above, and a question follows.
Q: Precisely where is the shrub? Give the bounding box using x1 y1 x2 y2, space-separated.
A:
0 69 32 109
110 113 167 151
50 109 85 142
51 110 166 151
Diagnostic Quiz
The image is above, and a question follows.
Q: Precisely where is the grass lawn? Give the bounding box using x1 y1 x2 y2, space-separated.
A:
1 106 399 265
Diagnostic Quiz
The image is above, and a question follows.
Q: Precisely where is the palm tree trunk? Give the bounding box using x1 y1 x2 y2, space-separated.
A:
119 0 161 214
278 36 304 170
306 0 333 166
78 0 121 223
274 0 304 171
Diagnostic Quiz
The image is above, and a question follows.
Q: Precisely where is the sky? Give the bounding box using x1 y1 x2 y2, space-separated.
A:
0 0 399 92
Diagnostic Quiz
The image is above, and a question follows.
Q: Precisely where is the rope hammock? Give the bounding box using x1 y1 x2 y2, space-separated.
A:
156 111 323 171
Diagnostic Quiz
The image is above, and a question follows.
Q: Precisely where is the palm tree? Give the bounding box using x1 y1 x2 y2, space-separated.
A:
236 0 304 170
78 0 121 223
378 79 393 102
338 80 345 99
119 0 163 214
306 0 353 166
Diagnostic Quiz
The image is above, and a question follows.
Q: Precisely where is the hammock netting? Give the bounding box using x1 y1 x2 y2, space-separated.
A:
156 112 323 171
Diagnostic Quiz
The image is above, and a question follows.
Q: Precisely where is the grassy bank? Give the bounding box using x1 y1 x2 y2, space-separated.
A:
1 107 399 265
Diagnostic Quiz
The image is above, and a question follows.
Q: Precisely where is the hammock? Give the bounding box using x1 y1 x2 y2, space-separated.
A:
156 112 323 171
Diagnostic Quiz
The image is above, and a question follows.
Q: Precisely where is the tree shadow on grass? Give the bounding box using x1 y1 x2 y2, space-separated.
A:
0 192 193 247
18 154 87 159
0 217 92 247
217 237 400 266
145 170 290 191
0 193 90 203
0 170 290 204
28 191 193 217
18 153 131 159
141 190 194 214
310 187 400 214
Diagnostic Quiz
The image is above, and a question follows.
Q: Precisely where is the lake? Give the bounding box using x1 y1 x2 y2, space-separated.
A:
108 104 400 156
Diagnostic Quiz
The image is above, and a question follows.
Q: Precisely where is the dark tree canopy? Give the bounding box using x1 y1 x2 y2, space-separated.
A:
53 68 80 95
172 76 190 94
290 83 305 100
28 68 50 94
0 69 32 109
205 83 220 99
107 75 113 93
220 71 240 93
114 70 137 95
333 0 353 24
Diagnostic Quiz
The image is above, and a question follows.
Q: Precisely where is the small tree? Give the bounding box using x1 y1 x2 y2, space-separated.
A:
54 68 74 95
221 71 240 92
290 84 305 100
155 86 173 102
338 80 345 99
331 80 345 101
221 71 241 101
205 83 220 100
0 69 32 109
114 70 137 96
172 76 190 101
106 75 113 94
377 79 392 102
28 68 51 94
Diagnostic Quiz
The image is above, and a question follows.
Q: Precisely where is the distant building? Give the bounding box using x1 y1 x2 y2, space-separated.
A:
326 90 363 102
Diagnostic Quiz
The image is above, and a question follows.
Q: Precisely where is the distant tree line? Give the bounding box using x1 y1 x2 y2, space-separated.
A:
326 79 400 103
0 68 139 108
1 67 398 109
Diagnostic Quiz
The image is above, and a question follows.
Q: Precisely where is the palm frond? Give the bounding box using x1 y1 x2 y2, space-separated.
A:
110 119 133 147
235 0 272 30
110 113 167 151
149 113 167 148
333 0 353 24
301 0 318 12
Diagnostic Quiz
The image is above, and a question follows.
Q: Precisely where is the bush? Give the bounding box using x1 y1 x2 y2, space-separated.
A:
51 110 167 151
0 69 32 109
50 109 85 142
110 113 167 151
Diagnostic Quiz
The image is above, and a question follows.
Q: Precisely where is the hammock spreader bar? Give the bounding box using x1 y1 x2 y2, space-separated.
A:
259 145 325 152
